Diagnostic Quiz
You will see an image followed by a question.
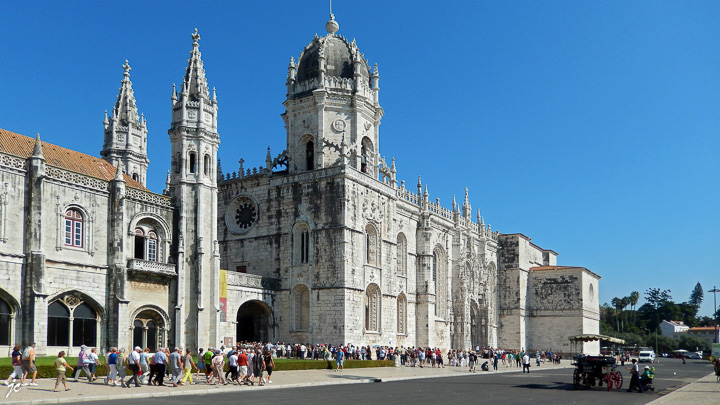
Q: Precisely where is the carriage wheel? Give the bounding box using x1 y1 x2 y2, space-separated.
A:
573 369 581 389
584 373 592 388
613 371 623 389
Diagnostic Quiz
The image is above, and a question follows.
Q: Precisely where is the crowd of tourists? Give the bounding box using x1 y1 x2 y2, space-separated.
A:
4 341 563 393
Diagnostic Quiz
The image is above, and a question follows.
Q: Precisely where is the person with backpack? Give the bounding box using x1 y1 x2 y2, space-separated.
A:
20 342 37 386
124 347 142 388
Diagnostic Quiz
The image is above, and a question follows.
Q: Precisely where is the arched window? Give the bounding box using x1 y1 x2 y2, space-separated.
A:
365 224 378 266
189 152 197 174
305 141 314 171
204 154 211 176
396 233 407 276
0 297 11 346
292 284 310 331
365 284 381 332
360 144 368 173
397 293 407 335
134 228 145 259
132 320 143 349
132 173 139 182
134 224 162 262
72 303 97 347
433 246 447 318
133 310 164 352
64 209 83 248
48 301 70 346
360 137 374 175
174 152 181 174
147 231 158 262
293 222 311 265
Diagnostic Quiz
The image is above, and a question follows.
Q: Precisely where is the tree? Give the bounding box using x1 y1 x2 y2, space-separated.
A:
628 291 640 326
690 282 704 306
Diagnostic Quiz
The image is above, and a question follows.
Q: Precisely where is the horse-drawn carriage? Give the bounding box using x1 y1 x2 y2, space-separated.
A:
572 355 623 390
569 334 626 391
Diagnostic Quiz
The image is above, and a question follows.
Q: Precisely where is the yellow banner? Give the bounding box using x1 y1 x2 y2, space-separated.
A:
219 270 227 298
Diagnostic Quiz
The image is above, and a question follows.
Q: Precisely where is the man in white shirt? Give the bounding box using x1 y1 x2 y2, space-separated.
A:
125 347 142 387
522 353 531 373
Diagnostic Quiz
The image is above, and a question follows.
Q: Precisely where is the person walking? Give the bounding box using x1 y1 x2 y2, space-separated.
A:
252 349 265 385
196 348 205 381
116 348 128 388
147 349 157 385
89 348 101 382
20 342 38 386
169 347 183 387
203 348 215 383
139 348 151 384
4 345 24 386
227 350 239 383
181 349 196 385
211 352 227 385
154 348 167 386
335 347 345 372
72 345 92 382
105 347 118 386
627 359 642 393
522 353 531 373
263 350 275 384
125 347 142 388
238 348 250 385
53 351 74 392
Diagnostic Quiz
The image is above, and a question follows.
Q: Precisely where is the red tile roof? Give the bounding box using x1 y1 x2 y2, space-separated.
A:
0 128 147 190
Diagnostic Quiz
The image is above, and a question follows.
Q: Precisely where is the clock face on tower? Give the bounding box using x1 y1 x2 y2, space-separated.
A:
225 196 258 234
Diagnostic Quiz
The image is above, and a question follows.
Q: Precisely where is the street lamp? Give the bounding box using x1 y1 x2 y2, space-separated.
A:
709 287 720 344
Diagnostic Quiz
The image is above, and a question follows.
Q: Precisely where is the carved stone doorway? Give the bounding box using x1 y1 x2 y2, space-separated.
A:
236 300 273 343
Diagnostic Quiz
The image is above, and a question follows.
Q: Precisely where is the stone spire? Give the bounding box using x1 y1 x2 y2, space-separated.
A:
181 29 211 103
32 133 44 159
114 60 141 125
462 187 471 218
101 60 149 187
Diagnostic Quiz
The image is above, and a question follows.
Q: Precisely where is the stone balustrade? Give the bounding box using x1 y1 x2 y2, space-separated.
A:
226 271 280 290
127 259 176 277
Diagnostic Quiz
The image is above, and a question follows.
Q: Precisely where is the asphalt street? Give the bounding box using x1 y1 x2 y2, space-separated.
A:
81 358 711 405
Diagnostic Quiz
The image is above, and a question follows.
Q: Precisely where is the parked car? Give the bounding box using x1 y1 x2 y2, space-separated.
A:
685 352 701 359
638 350 656 363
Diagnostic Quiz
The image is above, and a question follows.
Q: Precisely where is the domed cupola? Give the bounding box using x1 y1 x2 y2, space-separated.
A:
287 14 376 100
282 13 383 176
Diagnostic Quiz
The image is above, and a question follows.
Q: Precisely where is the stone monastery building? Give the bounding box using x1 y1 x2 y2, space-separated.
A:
0 14 600 357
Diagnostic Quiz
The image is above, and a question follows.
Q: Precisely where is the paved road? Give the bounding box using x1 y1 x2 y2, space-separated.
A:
80 359 711 405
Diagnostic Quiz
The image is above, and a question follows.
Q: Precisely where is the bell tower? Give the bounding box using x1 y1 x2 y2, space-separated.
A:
282 14 383 175
168 28 220 350
101 60 149 186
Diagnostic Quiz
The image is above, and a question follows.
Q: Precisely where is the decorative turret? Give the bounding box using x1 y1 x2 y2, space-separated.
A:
167 28 221 352
282 13 383 174
169 28 219 185
462 187 472 219
101 60 149 186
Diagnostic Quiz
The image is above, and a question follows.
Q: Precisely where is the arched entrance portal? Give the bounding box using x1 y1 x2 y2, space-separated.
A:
132 309 165 351
236 300 273 343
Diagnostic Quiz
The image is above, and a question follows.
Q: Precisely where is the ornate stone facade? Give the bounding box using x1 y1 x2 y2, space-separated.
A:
0 14 600 357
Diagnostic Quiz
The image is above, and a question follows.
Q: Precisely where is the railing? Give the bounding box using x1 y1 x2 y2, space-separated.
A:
127 259 176 277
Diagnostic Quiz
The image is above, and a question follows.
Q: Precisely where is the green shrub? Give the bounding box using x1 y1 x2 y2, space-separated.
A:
0 357 394 378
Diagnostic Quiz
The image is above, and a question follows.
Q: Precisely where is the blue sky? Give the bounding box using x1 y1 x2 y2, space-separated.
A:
2 1 719 316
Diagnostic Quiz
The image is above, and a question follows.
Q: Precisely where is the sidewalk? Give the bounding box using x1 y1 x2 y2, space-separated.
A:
1 361 568 404
649 371 719 405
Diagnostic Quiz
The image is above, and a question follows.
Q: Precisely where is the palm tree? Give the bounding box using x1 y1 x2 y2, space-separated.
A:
611 297 625 333
629 291 640 326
